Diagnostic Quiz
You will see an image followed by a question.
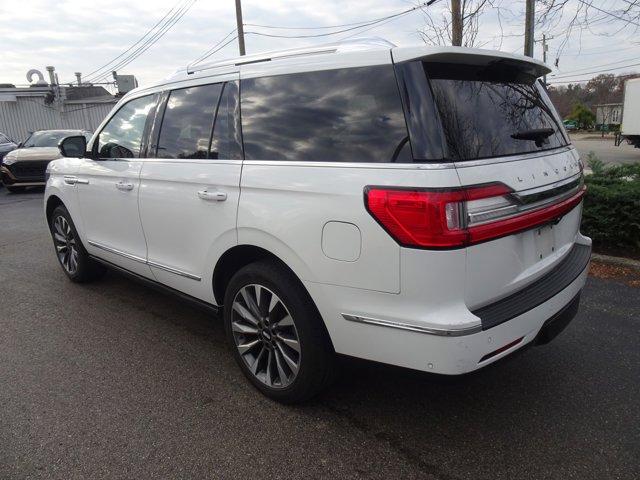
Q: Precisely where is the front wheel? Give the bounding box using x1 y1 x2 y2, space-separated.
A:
49 205 106 283
224 259 335 403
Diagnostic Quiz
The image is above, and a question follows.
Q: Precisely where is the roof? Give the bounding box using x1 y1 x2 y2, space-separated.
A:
64 86 113 101
126 38 552 98
184 37 396 75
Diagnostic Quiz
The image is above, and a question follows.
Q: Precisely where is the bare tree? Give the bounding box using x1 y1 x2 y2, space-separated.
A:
536 1 640 60
418 0 640 54
419 0 504 48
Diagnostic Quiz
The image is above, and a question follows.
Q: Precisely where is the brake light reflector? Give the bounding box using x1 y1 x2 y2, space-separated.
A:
364 183 585 249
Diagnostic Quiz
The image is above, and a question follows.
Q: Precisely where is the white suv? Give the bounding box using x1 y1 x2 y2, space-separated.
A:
45 40 591 403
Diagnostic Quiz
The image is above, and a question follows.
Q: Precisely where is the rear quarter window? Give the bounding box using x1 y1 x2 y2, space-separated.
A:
241 65 411 163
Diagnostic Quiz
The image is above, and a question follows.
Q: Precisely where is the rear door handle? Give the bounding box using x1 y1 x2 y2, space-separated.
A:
116 181 134 191
197 190 227 202
64 176 89 185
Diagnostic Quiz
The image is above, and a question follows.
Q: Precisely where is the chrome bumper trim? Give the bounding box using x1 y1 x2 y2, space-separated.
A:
342 314 482 337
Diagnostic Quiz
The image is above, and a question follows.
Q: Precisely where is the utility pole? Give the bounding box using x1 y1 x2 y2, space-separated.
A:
235 0 246 56
534 34 553 85
524 0 535 57
542 34 549 85
451 0 463 46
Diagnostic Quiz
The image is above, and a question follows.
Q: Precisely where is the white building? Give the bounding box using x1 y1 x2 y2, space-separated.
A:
0 84 116 142
0 67 137 142
594 103 624 128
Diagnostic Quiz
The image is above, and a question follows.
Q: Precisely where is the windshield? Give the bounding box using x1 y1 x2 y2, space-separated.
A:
425 62 568 161
23 131 89 148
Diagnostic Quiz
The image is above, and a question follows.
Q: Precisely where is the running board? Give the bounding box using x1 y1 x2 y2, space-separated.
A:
89 255 219 316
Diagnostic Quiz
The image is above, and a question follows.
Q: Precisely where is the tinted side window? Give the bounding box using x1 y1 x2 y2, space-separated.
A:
98 95 156 158
210 81 243 160
157 83 222 159
241 65 410 162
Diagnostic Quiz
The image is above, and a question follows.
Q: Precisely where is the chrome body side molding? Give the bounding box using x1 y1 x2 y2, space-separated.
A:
87 240 202 282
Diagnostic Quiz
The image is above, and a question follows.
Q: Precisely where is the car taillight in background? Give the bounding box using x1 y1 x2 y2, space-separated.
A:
364 182 586 249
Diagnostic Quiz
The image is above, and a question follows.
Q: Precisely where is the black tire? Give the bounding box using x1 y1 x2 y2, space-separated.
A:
49 205 106 283
224 259 335 403
6 185 26 193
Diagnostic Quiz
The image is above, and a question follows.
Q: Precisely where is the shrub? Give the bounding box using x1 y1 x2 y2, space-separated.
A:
567 102 596 130
582 154 640 251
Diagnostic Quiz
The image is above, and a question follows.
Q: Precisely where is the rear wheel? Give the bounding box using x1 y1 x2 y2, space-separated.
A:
224 259 335 403
6 185 26 193
49 205 106 283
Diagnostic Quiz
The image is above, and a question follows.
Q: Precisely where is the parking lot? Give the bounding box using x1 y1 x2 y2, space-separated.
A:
571 132 640 165
1 188 639 480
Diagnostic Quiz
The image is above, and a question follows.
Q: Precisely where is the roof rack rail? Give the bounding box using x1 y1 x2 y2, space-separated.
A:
185 37 396 75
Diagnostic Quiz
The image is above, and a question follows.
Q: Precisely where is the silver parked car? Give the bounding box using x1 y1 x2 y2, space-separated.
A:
1 129 91 193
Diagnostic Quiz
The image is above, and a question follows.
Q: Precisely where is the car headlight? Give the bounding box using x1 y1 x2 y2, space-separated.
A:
2 156 17 165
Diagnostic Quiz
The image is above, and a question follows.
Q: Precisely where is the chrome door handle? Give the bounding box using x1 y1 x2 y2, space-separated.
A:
116 181 134 191
64 176 89 185
197 190 227 202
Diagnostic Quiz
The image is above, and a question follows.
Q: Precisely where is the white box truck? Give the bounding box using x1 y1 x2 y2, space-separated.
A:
621 77 640 148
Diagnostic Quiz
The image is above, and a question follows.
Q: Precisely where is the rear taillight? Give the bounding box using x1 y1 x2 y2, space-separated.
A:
364 182 586 249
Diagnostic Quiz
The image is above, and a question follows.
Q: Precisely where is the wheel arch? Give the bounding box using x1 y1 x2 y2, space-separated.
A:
213 244 299 306
213 244 335 351
45 194 64 226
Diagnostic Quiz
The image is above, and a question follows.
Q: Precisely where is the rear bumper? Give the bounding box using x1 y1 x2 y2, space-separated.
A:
472 242 591 331
306 240 590 375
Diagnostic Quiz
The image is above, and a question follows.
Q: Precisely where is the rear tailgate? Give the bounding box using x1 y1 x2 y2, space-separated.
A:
392 46 589 319
455 148 584 312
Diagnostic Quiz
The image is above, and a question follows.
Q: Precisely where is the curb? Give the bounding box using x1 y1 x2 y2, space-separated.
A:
592 253 640 270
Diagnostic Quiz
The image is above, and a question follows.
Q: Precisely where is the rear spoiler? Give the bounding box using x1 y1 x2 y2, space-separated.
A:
391 46 551 78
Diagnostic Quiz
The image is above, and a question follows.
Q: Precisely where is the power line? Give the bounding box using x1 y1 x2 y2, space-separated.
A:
552 54 640 76
188 0 441 69
244 0 438 39
245 1 439 30
189 35 239 68
575 0 640 28
89 0 196 83
341 0 445 40
189 28 237 67
551 61 640 79
548 70 640 84
561 43 640 56
87 0 197 83
78 0 186 83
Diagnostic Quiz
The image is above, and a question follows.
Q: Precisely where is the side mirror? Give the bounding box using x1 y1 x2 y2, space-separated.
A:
59 135 87 158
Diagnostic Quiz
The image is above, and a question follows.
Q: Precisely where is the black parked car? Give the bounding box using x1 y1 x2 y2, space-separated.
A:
0 132 17 162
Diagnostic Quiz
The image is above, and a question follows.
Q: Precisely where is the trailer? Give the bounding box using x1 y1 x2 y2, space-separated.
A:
621 78 640 148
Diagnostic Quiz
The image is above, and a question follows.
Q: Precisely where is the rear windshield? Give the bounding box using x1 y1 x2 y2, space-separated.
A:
425 62 568 161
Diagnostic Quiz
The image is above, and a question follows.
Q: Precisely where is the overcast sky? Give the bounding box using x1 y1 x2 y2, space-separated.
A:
1 0 639 88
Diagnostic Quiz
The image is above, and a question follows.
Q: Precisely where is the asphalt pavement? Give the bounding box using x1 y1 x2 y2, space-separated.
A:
1 188 639 480
571 133 640 165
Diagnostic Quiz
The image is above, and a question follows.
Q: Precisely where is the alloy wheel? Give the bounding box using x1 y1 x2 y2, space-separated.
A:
231 284 301 389
52 215 79 275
